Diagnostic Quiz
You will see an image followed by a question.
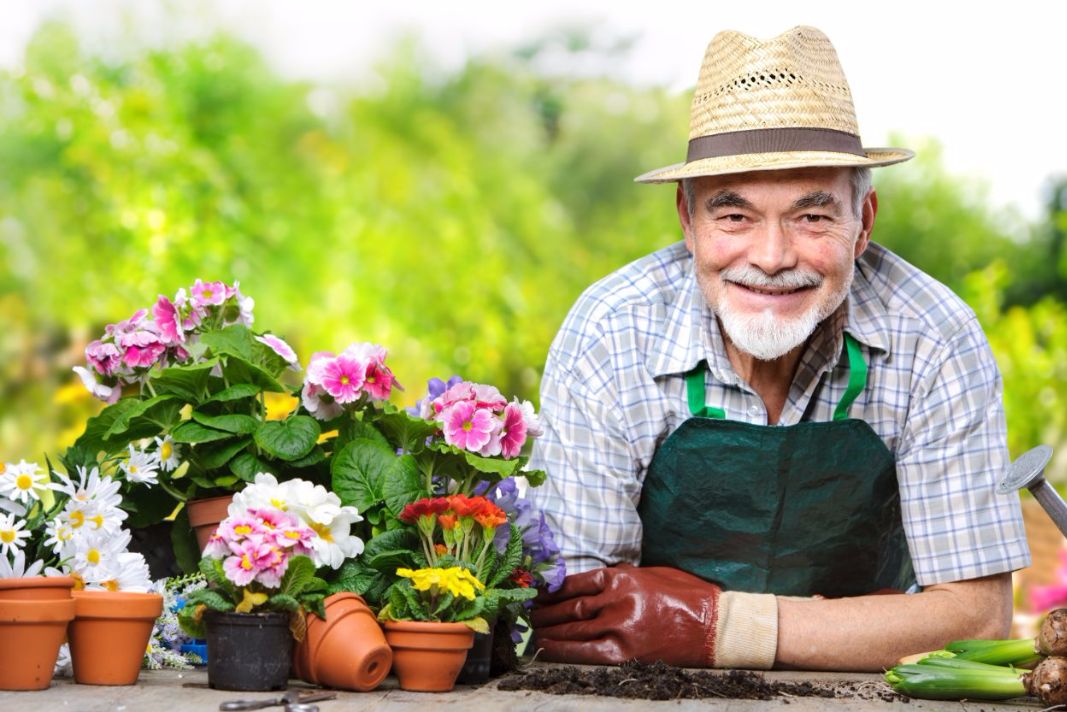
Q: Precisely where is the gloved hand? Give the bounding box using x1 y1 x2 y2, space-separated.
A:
531 564 778 668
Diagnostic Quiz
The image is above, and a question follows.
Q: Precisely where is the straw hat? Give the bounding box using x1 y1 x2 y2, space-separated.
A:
635 26 913 183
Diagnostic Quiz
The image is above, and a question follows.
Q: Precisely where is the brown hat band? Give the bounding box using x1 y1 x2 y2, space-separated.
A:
686 127 865 162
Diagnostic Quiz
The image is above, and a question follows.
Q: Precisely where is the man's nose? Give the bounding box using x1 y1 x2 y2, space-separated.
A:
749 221 798 274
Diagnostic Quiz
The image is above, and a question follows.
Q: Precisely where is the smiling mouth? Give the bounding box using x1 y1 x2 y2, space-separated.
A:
730 282 814 296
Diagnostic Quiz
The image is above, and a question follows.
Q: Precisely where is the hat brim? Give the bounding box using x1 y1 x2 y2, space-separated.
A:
633 148 914 184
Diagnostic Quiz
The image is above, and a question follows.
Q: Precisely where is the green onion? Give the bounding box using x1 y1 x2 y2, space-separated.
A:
885 663 1026 701
946 638 1041 667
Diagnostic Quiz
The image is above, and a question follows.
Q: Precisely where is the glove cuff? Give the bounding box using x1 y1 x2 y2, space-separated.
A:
710 591 778 669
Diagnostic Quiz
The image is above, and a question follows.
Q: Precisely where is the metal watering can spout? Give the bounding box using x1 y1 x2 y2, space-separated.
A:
997 445 1067 539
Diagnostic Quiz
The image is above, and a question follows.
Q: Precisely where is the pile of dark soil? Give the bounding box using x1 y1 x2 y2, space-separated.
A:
496 660 906 702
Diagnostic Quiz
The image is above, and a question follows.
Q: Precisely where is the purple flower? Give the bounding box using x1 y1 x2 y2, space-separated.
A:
409 375 463 417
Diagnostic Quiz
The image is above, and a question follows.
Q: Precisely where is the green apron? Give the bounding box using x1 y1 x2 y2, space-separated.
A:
638 334 914 597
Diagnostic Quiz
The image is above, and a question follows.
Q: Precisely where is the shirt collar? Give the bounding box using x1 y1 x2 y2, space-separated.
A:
647 261 892 380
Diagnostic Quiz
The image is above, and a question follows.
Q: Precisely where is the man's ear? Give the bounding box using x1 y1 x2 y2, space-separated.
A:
854 188 878 259
677 183 695 253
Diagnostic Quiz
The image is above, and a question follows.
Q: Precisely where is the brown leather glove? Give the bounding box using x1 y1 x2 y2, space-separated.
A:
531 564 778 668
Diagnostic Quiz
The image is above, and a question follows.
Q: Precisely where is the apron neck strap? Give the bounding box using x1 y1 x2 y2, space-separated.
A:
685 333 868 420
832 333 867 421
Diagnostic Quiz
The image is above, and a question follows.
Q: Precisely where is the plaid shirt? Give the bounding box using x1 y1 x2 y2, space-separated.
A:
528 240 1030 587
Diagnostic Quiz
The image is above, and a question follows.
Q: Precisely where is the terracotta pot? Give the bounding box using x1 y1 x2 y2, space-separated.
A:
0 575 75 601
187 494 235 552
382 620 475 692
293 593 391 691
68 590 164 685
0 597 76 690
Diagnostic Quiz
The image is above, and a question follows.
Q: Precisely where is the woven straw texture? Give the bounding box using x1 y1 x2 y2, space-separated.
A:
636 26 913 183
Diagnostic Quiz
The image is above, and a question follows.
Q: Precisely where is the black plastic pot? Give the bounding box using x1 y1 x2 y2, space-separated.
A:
456 630 492 685
205 610 293 691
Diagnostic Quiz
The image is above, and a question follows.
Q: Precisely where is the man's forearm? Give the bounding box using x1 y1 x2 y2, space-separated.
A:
775 573 1014 671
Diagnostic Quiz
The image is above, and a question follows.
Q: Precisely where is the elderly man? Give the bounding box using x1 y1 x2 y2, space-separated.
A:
527 26 1030 671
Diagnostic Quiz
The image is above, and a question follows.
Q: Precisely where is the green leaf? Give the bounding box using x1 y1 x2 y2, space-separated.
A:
74 398 149 455
196 437 252 470
432 592 456 617
151 359 219 402
382 454 426 517
366 547 417 574
254 416 320 461
289 446 326 468
330 559 383 596
463 451 522 478
104 395 178 439
188 588 236 613
337 418 390 451
279 555 316 598
171 420 234 444
192 411 259 434
211 474 239 488
451 596 486 624
397 580 428 620
374 411 440 452
201 325 256 362
488 524 525 588
481 587 538 622
222 354 287 394
267 593 300 611
522 468 547 488
229 451 277 481
122 483 179 528
206 383 262 403
330 438 396 512
363 528 420 563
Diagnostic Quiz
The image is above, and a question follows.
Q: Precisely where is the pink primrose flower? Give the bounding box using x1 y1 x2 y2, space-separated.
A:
105 309 148 340
255 547 290 588
222 540 274 587
305 351 336 387
255 334 300 370
190 279 228 308
499 402 528 458
85 340 122 377
73 366 121 404
152 296 185 345
302 381 344 421
122 342 167 369
476 416 504 457
321 355 366 404
362 359 396 401
471 383 507 411
442 401 496 453
341 342 387 363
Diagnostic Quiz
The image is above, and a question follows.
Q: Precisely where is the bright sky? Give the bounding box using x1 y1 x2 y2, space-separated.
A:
3 0 1065 220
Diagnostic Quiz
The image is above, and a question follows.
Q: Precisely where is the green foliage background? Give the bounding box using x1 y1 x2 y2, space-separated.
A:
2 22 1067 480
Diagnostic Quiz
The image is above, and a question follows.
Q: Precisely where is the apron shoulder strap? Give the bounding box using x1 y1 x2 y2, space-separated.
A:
686 364 726 419
832 333 868 421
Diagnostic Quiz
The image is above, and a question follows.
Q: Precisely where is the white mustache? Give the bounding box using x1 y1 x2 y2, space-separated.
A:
720 265 822 290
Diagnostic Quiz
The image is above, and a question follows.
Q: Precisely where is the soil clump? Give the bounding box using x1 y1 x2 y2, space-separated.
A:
496 660 906 702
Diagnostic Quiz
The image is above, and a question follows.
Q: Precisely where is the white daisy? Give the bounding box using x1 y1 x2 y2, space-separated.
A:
62 499 127 539
0 495 26 517
43 517 75 557
153 435 181 472
53 644 72 678
70 528 130 582
0 548 44 578
0 513 30 556
91 551 152 593
121 444 160 486
0 461 53 505
52 465 123 511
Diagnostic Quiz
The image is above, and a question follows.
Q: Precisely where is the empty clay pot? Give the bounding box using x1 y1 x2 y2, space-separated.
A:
0 597 76 690
382 620 475 692
68 590 164 685
294 593 391 691
0 575 75 601
186 494 235 552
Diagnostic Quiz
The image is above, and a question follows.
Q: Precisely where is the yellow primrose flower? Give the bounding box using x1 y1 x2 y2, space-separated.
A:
235 587 269 613
397 566 486 601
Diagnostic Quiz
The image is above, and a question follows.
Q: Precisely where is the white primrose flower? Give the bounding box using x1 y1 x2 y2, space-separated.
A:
0 549 45 579
229 472 294 516
0 513 30 556
154 435 181 472
304 505 365 570
0 461 54 505
120 444 161 486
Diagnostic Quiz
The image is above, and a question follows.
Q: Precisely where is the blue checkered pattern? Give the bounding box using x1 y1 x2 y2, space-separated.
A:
528 240 1030 587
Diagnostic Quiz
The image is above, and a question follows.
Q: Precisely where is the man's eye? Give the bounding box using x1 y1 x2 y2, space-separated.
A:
802 214 826 223
720 214 746 223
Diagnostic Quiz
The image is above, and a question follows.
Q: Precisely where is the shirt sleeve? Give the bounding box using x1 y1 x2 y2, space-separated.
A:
527 323 646 575
896 315 1031 586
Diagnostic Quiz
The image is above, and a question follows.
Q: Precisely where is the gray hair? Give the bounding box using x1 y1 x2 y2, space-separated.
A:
682 167 872 220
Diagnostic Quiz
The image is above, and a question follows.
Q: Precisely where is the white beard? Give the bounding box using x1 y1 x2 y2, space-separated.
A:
711 264 854 361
